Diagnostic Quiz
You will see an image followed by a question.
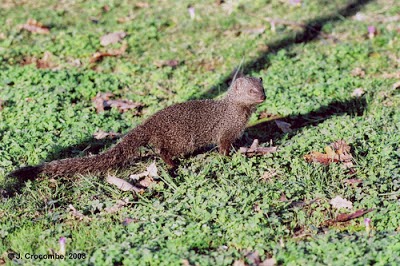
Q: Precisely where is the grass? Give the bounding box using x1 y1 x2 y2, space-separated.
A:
0 0 399 265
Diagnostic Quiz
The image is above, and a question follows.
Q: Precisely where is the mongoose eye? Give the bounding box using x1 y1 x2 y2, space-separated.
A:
259 77 263 82
250 89 257 94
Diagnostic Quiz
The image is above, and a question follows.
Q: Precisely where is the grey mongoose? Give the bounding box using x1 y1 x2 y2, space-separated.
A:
11 76 266 179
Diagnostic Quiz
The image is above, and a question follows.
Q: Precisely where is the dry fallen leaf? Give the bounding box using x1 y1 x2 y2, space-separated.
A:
100 31 126 46
130 162 159 184
240 139 278 156
275 120 292 133
335 208 374 222
154 59 180 68
93 130 121 140
68 204 91 221
104 198 129 214
90 42 127 63
135 2 150 8
117 13 136 23
139 176 154 188
232 260 246 266
21 51 57 69
260 258 277 266
92 92 142 113
245 251 261 265
122 217 137 226
106 99 142 113
20 19 50 34
304 140 353 168
181 259 191 266
343 178 363 186
106 175 143 193
280 192 288 202
392 81 400 90
37 51 54 69
351 67 366 78
242 27 265 35
330 196 353 210
260 169 279 182
351 88 365 97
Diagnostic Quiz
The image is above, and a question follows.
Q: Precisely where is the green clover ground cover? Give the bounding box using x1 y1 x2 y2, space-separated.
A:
0 0 399 265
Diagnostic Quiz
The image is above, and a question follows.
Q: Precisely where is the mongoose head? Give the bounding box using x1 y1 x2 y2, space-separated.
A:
227 76 266 106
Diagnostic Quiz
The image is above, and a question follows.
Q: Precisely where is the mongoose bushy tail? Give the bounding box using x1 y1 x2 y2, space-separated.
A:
10 76 266 179
11 125 150 179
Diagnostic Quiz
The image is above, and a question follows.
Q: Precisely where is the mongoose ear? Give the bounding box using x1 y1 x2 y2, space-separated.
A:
233 78 242 91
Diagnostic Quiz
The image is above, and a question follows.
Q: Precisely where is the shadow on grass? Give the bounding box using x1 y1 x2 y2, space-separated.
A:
193 0 373 100
3 0 372 195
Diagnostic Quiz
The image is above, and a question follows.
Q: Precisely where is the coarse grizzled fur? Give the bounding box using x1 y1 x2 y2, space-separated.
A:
10 76 266 179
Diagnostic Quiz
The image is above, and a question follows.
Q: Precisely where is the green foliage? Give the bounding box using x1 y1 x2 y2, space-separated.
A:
0 0 399 265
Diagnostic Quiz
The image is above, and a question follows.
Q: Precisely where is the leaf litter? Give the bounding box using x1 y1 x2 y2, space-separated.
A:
92 92 142 113
240 139 277 156
304 140 354 169
20 19 50 34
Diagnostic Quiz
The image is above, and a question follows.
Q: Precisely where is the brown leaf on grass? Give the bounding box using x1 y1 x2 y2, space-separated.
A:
100 31 126 46
280 192 288 202
253 203 261 212
139 176 154 188
260 169 280 182
392 81 400 90
92 92 114 113
242 26 265 36
380 72 400 79
335 208 375 222
343 178 363 186
351 88 365 97
102 5 110 12
351 67 366 78
93 130 121 140
304 140 353 168
245 251 261 265
106 99 142 113
154 59 180 68
104 198 129 214
92 92 142 113
232 260 246 266
68 204 91 221
260 258 277 266
36 51 54 69
135 2 150 8
330 196 353 210
20 19 50 34
21 51 57 69
122 217 137 226
0 99 4 111
90 42 127 63
259 112 281 120
117 13 136 23
106 175 143 193
130 162 158 188
181 259 191 266
275 120 292 133
240 139 278 157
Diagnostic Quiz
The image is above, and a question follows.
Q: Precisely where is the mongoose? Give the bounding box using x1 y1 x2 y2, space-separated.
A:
11 76 266 179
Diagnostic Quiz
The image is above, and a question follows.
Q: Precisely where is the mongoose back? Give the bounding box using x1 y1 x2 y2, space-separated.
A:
11 76 266 179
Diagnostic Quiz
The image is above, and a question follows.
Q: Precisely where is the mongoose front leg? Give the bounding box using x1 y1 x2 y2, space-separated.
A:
160 149 176 168
219 137 234 156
